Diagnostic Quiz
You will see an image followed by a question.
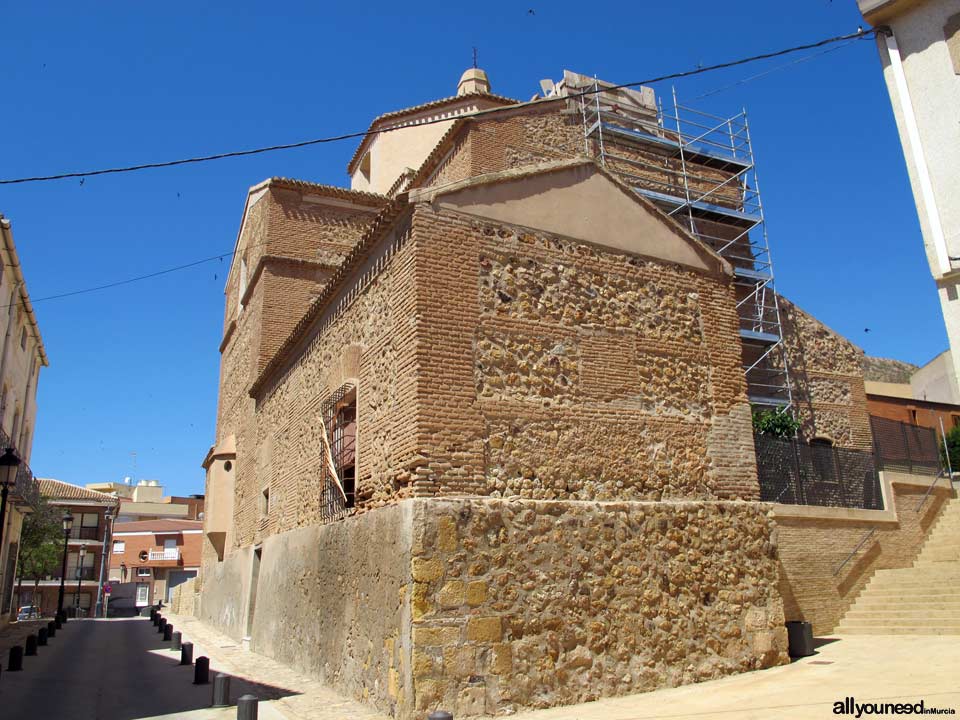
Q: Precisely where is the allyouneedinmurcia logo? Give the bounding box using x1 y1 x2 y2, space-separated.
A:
833 697 956 716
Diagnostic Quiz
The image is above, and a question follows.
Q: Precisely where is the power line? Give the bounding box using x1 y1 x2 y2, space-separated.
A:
0 28 876 187
693 39 862 100
0 244 260 309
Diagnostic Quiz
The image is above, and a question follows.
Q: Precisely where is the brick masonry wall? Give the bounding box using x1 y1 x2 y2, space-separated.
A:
248 230 421 545
775 478 954 634
410 205 759 501
409 497 787 717
779 297 873 450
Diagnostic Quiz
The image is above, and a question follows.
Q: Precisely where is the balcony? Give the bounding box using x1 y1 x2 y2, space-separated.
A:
0 425 39 510
23 567 99 584
148 548 180 562
70 527 100 541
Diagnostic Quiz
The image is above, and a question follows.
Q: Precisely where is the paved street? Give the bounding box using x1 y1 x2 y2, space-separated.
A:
3 616 958 719
0 617 298 720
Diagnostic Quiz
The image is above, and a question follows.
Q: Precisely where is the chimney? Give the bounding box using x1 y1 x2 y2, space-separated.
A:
457 68 490 96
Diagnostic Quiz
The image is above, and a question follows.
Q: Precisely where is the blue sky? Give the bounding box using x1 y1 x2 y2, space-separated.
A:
0 2 939 496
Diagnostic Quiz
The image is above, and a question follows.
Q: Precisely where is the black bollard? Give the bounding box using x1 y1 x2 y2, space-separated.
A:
428 713 454 720
8 646 23 672
194 656 210 684
171 631 182 651
47 620 56 638
150 607 157 621
54 614 62 628
237 695 259 720
158 618 166 633
60 610 68 624
38 627 48 646
152 613 159 626
180 641 194 666
212 673 231 707
24 635 38 656
163 623 173 641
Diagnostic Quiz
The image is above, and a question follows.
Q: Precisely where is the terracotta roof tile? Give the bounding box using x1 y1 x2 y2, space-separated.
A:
263 178 388 207
346 92 518 174
38 478 118 504
112 519 203 533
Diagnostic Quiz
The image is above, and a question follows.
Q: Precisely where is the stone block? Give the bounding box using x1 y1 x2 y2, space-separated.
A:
443 645 476 678
466 580 487 606
466 616 502 643
439 580 466 608
412 557 444 582
438 516 458 552
457 684 487 716
414 626 461 647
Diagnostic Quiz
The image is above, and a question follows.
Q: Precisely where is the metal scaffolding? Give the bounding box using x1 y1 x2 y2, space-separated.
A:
563 72 792 408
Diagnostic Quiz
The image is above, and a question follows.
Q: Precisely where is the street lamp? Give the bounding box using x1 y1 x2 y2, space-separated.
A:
75 545 86 617
57 511 73 622
0 448 21 616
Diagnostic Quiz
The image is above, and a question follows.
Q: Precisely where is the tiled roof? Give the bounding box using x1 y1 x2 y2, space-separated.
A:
112 519 203 533
346 92 519 174
262 178 388 207
38 478 118 504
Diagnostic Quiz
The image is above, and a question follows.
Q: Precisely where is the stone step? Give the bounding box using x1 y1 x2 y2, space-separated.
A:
864 585 960 596
865 578 960 590
839 616 960 628
835 626 960 636
844 610 960 620
854 601 960 611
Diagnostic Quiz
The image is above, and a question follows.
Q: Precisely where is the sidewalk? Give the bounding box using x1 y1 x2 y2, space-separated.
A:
0 617 54 659
157 612 389 720
154 620 960 720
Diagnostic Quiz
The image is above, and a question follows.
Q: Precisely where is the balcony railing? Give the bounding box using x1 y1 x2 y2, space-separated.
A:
24 567 98 582
70 527 100 541
148 548 180 562
0 425 39 509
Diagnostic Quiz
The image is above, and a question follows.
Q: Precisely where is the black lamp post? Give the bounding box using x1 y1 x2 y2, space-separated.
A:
57 511 73 622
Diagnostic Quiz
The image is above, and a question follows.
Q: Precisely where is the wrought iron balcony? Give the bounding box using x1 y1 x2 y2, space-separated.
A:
148 548 180 562
0 426 39 510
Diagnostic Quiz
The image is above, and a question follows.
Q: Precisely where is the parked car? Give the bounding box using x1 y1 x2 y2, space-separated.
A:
16 605 41 621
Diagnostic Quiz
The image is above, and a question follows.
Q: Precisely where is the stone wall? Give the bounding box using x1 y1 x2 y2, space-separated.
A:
250 503 414 717
248 226 420 545
775 473 954 635
410 205 759 501
170 576 198 617
779 297 873 450
409 497 788 717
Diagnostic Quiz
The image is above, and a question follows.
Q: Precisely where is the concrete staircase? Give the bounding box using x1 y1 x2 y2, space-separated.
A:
835 495 960 635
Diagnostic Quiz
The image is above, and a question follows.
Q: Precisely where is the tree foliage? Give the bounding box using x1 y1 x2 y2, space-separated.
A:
752 408 801 439
940 425 960 474
17 498 63 581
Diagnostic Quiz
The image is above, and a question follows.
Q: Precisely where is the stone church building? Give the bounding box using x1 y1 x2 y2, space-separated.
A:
199 68 878 717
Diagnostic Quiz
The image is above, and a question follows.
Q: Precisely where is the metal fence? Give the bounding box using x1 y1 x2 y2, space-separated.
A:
755 434 884 510
870 416 941 476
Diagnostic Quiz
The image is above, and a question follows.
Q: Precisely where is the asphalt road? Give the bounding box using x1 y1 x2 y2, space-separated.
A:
0 617 221 720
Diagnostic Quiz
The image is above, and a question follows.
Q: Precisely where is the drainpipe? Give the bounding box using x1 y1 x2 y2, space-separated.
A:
880 26 951 276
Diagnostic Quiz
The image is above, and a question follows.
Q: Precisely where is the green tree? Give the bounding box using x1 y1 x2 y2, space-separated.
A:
752 408 801 439
941 425 960 474
16 498 63 613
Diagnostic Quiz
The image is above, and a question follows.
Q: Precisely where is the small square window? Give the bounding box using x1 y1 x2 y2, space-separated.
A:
137 567 151 577
260 487 270 517
113 541 125 554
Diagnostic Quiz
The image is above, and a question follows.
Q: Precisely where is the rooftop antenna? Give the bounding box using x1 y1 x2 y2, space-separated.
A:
130 451 137 484
472 47 478 69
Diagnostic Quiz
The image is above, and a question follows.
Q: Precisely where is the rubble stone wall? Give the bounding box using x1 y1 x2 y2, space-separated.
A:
409 497 788 717
779 298 873 450
411 205 759 501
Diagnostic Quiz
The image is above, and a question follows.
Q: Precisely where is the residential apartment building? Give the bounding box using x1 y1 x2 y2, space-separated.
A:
109 519 201 609
86 479 204 522
857 0 960 401
197 67 898 718
0 213 48 626
15 479 117 618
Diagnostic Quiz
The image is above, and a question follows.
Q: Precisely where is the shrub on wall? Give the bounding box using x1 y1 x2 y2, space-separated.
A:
941 425 960 474
752 408 801 439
